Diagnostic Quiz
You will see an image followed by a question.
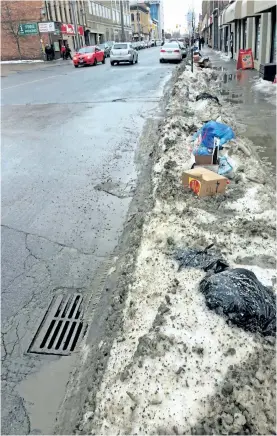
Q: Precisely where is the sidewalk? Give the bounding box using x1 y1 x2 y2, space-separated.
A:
1 58 67 77
201 47 276 174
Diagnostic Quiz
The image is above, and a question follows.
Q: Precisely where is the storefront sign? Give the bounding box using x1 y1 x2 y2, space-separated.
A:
38 22 55 33
78 26 84 36
61 23 84 36
237 48 254 70
18 23 38 36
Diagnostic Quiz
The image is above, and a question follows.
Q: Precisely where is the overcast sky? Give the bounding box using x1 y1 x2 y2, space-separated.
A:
164 0 202 32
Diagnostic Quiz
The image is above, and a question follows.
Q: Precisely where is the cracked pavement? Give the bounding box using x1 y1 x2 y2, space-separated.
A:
1 48 176 434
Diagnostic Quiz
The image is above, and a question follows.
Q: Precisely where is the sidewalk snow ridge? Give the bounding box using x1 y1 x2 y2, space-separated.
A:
83 61 276 436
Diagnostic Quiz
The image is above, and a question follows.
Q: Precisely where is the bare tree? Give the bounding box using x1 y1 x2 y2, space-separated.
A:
1 1 22 59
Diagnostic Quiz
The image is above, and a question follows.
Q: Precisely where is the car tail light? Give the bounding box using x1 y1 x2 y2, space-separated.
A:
174 49 180 53
160 49 166 52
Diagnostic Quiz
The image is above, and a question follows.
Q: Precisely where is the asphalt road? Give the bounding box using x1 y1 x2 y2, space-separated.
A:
1 48 177 434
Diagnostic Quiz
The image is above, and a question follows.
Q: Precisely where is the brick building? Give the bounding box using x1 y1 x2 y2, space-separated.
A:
1 1 45 61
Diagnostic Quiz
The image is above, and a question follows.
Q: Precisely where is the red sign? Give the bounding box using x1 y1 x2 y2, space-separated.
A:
237 48 254 70
78 26 84 36
61 23 75 34
61 23 84 36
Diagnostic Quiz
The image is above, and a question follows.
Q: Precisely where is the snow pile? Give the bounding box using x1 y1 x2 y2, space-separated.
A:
83 64 276 435
252 77 277 106
1 60 44 64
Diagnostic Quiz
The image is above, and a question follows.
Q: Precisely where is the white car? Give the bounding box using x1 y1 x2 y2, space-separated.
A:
160 42 182 63
110 42 138 65
156 39 163 46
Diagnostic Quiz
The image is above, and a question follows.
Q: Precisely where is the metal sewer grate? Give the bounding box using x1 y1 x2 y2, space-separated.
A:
28 293 84 356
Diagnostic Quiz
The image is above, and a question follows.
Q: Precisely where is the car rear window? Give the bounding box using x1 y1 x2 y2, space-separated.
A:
163 43 179 49
78 47 95 53
113 44 128 49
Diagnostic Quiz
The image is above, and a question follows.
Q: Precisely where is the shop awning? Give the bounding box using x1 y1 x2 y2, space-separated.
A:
61 23 84 36
241 0 254 18
254 0 276 14
225 0 242 23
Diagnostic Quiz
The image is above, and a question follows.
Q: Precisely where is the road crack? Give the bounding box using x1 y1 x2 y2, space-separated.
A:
2 224 95 256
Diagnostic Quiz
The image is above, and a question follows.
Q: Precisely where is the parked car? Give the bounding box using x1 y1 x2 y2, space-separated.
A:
110 42 138 65
98 43 111 58
132 41 140 51
73 45 105 68
159 42 182 63
140 41 146 49
178 42 187 58
151 39 155 47
156 39 163 46
146 41 152 48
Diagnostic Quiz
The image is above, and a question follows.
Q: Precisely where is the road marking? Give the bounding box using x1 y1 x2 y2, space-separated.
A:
1 74 66 90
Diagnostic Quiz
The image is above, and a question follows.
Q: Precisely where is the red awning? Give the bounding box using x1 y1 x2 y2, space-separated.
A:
60 23 84 36
61 23 75 35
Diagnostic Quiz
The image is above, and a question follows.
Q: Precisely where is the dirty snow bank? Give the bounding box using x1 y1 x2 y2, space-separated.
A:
83 65 276 435
0 60 44 64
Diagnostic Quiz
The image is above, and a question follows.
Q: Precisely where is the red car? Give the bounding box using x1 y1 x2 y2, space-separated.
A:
73 45 105 68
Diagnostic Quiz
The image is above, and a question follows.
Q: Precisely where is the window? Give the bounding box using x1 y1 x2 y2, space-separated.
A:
47 1 53 20
53 1 58 21
113 43 128 49
131 13 134 22
271 6 276 62
254 16 261 60
243 18 247 49
78 46 95 53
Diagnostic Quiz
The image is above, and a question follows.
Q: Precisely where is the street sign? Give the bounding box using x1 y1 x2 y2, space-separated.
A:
18 23 38 36
38 22 55 33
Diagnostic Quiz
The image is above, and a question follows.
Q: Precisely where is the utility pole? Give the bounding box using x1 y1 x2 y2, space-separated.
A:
120 0 125 42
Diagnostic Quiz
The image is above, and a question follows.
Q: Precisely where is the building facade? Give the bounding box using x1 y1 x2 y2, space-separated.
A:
130 0 164 39
1 0 45 61
1 0 132 61
130 2 151 40
201 0 276 72
85 0 132 44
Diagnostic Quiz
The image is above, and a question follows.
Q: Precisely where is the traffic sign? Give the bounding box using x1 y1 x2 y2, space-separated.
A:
18 23 38 36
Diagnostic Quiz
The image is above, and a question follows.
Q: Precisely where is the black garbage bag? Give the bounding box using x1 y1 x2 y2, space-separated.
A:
196 92 220 105
174 244 228 272
200 268 276 336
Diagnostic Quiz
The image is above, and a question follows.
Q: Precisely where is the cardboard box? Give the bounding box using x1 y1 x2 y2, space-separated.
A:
182 167 228 197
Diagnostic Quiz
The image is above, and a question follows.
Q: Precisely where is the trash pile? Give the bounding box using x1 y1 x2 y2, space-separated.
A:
175 245 276 336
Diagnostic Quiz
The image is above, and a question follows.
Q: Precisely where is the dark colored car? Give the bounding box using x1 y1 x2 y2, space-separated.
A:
98 43 111 58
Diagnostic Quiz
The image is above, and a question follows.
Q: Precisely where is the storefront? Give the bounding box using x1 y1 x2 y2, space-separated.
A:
60 23 84 51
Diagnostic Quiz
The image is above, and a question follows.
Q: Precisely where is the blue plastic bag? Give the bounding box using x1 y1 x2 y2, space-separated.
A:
192 121 235 149
193 145 213 156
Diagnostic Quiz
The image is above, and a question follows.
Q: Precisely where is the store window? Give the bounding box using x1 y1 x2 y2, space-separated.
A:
254 16 261 60
243 18 247 49
270 7 276 62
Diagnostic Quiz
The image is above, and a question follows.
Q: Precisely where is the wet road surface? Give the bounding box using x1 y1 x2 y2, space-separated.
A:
1 48 177 434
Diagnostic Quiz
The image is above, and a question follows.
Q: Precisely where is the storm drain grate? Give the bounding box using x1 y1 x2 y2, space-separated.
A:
28 293 84 356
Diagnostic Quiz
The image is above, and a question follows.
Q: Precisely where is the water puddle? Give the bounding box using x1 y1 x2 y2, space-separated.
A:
211 63 276 174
